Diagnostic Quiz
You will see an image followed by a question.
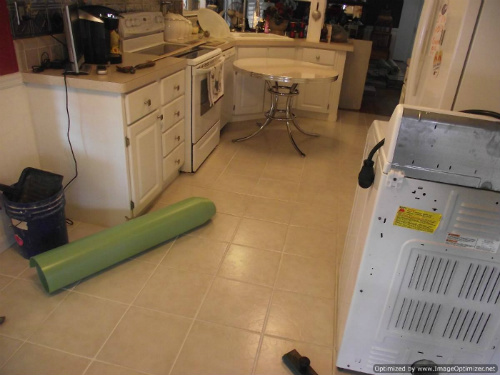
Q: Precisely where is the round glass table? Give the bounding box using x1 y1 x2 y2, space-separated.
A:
232 58 339 156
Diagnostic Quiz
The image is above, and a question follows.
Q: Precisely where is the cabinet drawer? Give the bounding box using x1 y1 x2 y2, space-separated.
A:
302 48 337 65
160 70 185 104
160 96 185 132
124 82 160 125
163 142 184 182
162 119 185 157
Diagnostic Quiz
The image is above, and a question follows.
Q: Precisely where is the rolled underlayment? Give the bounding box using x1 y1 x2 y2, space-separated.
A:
30 197 216 293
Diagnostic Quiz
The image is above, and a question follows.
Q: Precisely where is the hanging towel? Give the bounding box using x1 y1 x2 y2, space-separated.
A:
208 59 224 107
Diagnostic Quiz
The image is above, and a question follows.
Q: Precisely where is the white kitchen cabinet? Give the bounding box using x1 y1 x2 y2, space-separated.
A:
126 110 162 215
295 48 347 120
25 67 186 227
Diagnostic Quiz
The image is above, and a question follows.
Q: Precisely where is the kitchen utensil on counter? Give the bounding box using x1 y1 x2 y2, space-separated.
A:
116 61 155 74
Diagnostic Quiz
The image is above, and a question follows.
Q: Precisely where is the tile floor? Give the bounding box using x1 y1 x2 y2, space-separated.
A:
0 111 388 375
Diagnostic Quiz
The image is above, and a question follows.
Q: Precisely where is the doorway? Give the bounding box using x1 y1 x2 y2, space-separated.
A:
359 0 424 117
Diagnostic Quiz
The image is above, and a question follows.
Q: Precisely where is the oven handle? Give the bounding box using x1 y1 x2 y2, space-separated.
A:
194 56 225 76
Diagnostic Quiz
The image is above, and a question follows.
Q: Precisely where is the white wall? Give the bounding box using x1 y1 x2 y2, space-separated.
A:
0 73 40 252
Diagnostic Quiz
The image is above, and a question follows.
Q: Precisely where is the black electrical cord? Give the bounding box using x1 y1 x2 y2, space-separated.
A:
62 73 78 191
358 138 385 189
460 109 500 120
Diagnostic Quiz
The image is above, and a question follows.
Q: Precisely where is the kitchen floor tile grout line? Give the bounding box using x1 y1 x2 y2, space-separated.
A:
166 212 244 375
81 236 178 375
250 222 290 375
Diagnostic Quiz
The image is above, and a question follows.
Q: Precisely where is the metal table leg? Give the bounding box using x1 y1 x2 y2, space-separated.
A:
232 81 319 156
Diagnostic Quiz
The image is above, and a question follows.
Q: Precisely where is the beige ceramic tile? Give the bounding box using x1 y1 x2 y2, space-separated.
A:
198 277 272 332
266 290 334 346
67 221 107 242
74 259 156 304
1 343 90 375
171 321 260 375
98 307 191 375
252 178 300 201
29 292 126 357
225 153 268 178
275 254 336 299
290 202 337 231
188 213 240 242
284 226 337 259
244 197 294 224
233 218 288 252
0 247 29 277
0 335 23 368
212 172 259 195
188 187 249 216
162 235 228 274
0 279 66 340
296 183 339 208
218 244 281 286
255 336 333 375
134 265 212 317
0 274 13 290
85 361 150 375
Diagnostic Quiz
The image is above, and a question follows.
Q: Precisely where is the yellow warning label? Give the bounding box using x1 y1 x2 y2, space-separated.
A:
393 206 442 233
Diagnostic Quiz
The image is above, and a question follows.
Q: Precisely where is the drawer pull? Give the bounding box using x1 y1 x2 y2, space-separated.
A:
175 159 181 164
315 55 320 61
144 99 152 106
174 110 181 117
157 114 164 120
174 84 180 91
175 135 181 141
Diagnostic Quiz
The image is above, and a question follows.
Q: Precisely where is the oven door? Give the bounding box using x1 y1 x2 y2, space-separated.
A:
191 57 223 144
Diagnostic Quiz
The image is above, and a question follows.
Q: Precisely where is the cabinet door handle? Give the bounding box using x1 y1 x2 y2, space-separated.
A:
175 159 181 164
174 110 180 117
144 99 152 106
175 135 181 141
174 84 180 91
157 114 164 120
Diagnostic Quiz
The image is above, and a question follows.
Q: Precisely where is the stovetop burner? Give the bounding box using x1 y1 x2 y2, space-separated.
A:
135 43 188 56
173 46 215 60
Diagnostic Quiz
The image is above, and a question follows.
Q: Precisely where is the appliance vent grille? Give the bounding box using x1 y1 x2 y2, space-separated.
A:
441 308 491 344
393 298 441 334
408 254 458 295
458 263 500 304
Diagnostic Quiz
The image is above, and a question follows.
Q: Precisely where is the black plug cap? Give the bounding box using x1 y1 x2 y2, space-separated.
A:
358 159 375 189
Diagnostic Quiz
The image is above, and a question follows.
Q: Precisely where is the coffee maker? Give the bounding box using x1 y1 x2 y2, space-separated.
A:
79 5 122 64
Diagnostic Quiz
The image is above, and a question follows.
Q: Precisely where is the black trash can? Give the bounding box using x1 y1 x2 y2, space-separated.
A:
1 168 68 259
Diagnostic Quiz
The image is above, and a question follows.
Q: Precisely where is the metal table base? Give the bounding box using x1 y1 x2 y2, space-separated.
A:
232 81 319 157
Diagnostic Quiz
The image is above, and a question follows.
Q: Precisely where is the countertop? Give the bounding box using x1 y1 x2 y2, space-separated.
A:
22 36 354 94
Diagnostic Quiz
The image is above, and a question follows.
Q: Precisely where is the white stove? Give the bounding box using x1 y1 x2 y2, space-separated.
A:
119 12 224 172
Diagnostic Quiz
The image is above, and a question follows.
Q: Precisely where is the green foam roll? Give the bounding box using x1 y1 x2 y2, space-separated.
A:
29 197 216 293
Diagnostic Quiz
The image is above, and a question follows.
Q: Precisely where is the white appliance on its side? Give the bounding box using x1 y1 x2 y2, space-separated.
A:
404 0 500 113
337 105 500 374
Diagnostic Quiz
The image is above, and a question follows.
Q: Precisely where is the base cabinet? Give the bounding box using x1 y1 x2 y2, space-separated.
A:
26 68 186 227
126 110 163 215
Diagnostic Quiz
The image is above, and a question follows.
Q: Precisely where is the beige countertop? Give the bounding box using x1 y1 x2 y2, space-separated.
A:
22 37 354 94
